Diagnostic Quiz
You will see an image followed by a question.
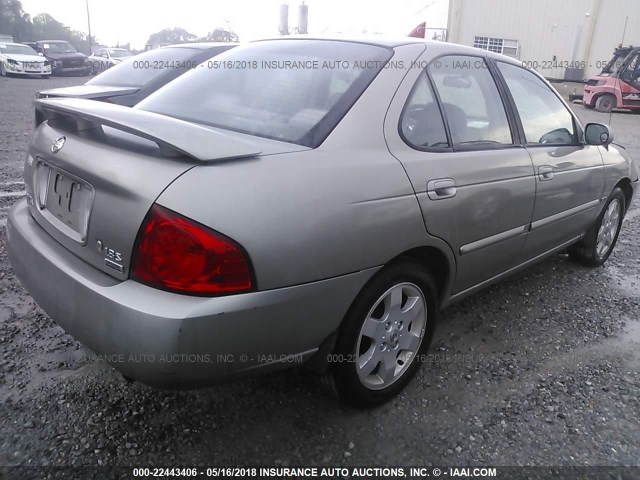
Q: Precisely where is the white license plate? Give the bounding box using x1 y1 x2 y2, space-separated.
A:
36 162 94 243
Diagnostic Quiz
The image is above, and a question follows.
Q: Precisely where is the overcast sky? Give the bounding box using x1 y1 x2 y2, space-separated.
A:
19 0 449 49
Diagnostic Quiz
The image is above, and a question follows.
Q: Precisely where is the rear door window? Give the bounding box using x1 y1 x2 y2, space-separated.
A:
400 72 449 149
428 55 513 147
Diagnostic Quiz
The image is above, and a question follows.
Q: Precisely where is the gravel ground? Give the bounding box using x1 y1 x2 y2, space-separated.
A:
0 74 639 471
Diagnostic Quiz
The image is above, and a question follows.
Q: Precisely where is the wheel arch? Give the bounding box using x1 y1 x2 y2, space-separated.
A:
391 246 452 304
306 244 454 374
596 91 618 106
615 178 634 213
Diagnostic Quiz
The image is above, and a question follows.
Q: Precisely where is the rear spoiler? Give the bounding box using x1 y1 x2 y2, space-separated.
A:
34 98 261 162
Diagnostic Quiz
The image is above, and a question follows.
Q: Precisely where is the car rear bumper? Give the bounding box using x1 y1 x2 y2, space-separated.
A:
7 199 377 388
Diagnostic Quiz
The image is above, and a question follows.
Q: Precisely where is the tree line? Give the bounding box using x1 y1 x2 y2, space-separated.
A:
1 0 239 53
0 0 96 53
145 27 239 48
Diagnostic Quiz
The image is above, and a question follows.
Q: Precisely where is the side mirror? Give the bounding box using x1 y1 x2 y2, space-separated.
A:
585 123 614 148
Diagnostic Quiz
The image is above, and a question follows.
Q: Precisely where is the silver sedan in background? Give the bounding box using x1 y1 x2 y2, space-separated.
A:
87 47 134 74
7 38 638 407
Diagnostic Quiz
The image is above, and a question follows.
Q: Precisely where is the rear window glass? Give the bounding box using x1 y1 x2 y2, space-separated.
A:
87 47 199 87
137 40 393 148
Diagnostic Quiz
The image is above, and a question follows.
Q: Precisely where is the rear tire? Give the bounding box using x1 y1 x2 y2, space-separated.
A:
595 94 615 113
330 260 438 407
569 187 625 267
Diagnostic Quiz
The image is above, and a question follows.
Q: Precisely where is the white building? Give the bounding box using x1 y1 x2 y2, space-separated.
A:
446 0 640 80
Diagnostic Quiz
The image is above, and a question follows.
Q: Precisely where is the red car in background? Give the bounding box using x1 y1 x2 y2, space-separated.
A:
584 46 640 113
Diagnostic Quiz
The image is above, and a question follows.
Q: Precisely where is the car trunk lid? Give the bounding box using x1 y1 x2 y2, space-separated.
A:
24 98 265 281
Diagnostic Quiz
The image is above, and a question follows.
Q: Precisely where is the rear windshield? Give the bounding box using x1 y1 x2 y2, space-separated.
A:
137 40 393 148
87 47 199 87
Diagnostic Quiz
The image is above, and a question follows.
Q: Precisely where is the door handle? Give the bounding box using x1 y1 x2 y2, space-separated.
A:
538 165 554 181
427 178 457 200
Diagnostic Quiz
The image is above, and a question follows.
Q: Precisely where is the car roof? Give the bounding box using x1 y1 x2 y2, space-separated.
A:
37 40 72 44
0 42 30 47
252 36 523 66
162 42 239 50
253 35 432 48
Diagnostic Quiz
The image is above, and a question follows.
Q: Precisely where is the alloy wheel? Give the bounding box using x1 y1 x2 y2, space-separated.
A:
595 199 621 259
355 282 427 390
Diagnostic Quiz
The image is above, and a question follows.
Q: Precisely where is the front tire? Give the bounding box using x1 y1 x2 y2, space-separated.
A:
595 94 615 113
0 63 6 77
330 260 438 407
569 187 625 267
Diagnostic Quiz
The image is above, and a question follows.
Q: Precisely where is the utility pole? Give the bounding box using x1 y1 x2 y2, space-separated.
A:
86 0 93 54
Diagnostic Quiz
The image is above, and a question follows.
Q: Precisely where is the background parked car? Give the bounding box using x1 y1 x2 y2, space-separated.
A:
0 42 51 77
87 47 134 75
36 42 237 109
22 40 89 76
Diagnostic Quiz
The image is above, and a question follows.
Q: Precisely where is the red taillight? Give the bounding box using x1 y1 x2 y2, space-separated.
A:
131 205 254 295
